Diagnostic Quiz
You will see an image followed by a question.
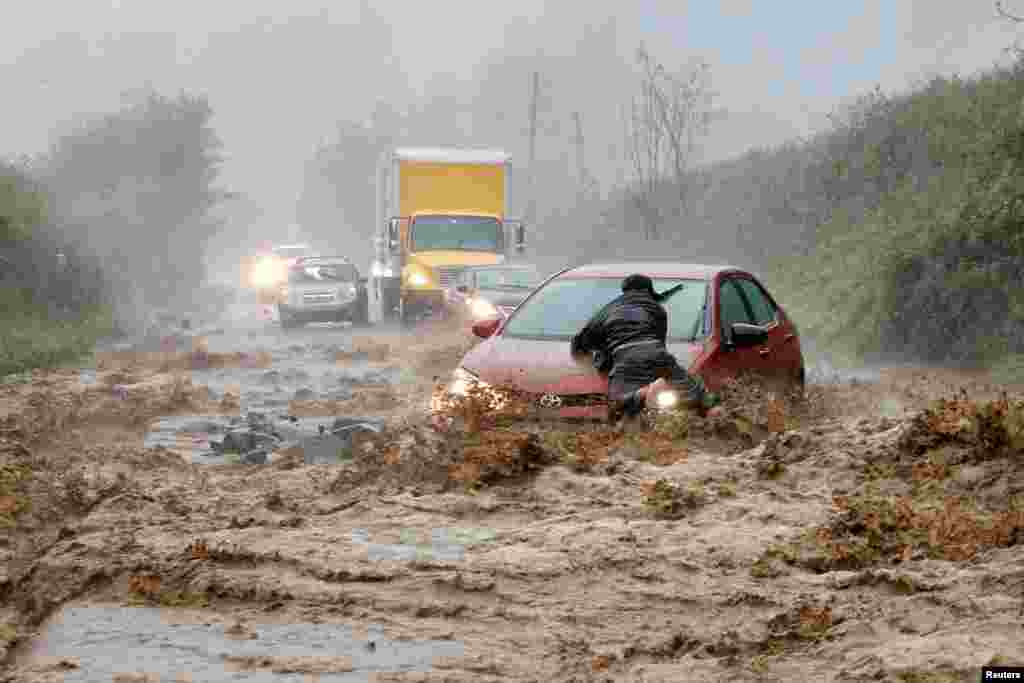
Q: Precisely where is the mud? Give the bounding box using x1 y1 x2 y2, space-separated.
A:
1 304 1022 682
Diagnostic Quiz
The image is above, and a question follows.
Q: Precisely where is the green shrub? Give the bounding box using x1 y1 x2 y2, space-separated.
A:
0 290 113 377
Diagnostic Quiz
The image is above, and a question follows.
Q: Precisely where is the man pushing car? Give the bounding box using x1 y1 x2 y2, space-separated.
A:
570 273 722 429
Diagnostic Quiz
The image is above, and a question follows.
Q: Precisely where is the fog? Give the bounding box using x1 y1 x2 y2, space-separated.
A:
1 0 1020 301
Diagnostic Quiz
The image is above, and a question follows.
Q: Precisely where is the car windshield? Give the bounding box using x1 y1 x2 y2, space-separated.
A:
474 268 541 289
502 277 709 341
411 215 502 252
288 261 358 283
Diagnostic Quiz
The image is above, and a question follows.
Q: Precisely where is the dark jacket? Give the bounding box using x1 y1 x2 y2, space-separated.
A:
570 290 667 363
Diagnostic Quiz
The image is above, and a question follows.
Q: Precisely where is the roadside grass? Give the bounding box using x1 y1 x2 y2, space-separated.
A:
986 353 1024 385
0 291 113 378
751 394 1024 575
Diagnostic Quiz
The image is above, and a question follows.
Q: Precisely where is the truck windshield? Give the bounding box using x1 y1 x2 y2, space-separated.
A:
411 215 502 252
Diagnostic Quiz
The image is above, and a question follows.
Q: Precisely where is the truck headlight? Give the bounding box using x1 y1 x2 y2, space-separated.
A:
471 298 498 319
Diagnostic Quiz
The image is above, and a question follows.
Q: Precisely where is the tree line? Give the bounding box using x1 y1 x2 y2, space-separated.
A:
0 90 228 334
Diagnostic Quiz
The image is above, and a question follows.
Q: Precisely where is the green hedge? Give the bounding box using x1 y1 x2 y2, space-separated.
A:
770 62 1024 368
0 289 113 378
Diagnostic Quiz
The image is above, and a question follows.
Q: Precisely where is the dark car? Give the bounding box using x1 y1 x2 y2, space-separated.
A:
445 264 544 320
277 256 368 329
441 262 805 420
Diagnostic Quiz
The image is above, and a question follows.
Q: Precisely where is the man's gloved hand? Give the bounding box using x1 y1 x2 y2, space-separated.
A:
702 392 724 419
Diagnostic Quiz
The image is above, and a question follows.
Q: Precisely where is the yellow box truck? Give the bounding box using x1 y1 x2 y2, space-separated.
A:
367 147 525 325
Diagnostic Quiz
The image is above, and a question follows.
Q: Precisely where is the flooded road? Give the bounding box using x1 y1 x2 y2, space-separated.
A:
21 607 465 681
3 293 1023 682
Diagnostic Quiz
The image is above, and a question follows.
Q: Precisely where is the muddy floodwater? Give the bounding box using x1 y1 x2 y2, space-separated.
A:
22 607 465 681
3 299 1023 682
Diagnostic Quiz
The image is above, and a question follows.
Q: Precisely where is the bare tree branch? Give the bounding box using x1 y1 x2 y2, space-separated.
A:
997 0 1024 22
624 44 715 239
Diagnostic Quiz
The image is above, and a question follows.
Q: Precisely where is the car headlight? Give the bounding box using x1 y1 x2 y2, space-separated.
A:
471 298 498 319
371 263 393 278
449 367 480 396
252 258 280 287
409 271 429 287
655 389 680 411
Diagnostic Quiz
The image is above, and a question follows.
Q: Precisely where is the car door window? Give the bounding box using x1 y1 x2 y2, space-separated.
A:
719 279 753 334
735 278 778 326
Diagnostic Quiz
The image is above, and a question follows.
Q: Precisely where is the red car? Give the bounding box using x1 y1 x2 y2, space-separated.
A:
444 262 805 420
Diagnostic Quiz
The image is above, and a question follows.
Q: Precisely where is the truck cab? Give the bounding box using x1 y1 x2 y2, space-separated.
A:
367 147 526 326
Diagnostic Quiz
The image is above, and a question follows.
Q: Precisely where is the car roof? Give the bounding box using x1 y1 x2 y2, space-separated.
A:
561 262 745 280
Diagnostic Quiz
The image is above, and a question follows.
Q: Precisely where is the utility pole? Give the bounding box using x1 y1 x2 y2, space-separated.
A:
526 71 539 229
572 111 586 200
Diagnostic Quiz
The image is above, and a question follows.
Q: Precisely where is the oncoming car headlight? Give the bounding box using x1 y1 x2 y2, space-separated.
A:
470 298 498 319
370 263 393 278
252 258 281 287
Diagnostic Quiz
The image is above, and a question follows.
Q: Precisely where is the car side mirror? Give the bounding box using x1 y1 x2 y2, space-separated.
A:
730 322 768 348
387 218 400 251
471 315 502 339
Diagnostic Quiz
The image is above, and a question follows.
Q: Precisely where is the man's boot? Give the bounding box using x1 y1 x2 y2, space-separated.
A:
615 390 648 433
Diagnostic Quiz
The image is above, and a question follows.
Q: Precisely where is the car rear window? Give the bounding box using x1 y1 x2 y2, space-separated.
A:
502 277 708 341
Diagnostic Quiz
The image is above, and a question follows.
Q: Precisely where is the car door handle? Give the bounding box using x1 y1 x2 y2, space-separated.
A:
784 333 795 342
759 348 770 357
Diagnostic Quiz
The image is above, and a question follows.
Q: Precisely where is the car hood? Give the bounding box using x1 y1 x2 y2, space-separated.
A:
461 336 703 395
287 280 356 293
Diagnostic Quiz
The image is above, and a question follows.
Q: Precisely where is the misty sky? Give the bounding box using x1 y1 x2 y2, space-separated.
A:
1 0 1019 232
